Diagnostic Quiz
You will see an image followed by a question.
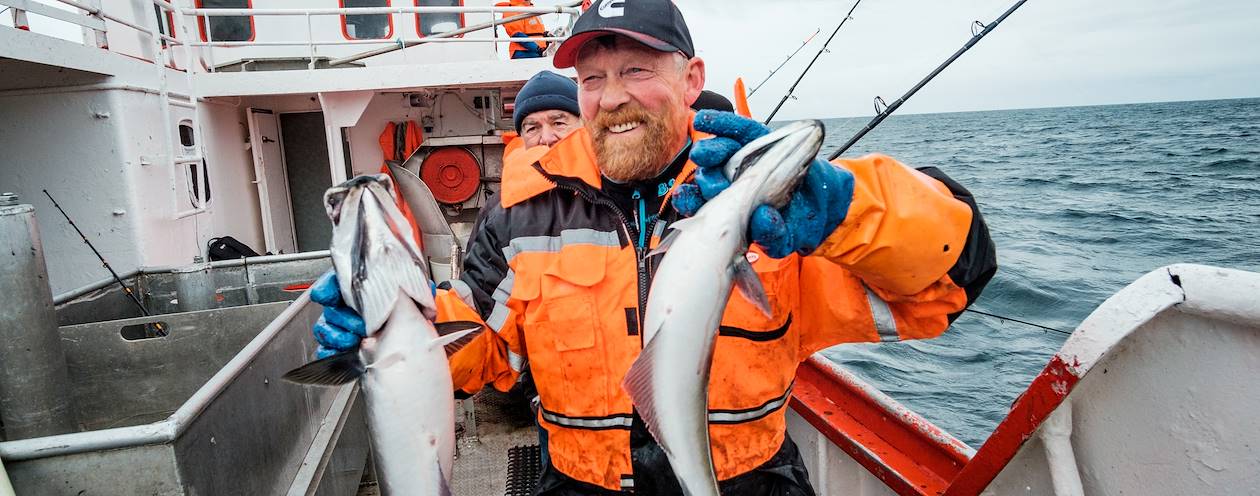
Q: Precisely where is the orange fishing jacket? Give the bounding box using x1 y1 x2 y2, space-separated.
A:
496 0 549 58
434 123 995 491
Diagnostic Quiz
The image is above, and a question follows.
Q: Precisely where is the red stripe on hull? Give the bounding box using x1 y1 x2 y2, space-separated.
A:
942 355 1080 495
792 359 972 495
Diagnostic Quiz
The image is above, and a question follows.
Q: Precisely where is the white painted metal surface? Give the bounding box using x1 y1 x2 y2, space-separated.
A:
0 0 547 289
246 107 297 254
984 264 1260 495
786 410 901 496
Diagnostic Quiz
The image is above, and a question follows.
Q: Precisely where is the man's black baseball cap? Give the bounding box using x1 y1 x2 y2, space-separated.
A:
553 0 695 69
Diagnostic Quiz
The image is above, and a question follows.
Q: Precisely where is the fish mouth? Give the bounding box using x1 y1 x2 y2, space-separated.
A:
325 175 393 225
324 173 432 333
723 120 825 183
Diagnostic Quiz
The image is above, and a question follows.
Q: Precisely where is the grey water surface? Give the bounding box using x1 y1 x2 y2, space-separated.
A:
814 97 1260 447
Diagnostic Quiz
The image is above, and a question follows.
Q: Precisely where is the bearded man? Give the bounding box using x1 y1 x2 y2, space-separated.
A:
308 1 996 494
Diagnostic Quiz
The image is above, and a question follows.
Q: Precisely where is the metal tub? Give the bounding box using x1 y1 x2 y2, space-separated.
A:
53 251 333 325
0 254 369 495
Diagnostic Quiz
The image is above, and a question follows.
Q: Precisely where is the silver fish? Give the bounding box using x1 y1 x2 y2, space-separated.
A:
284 174 481 496
622 120 825 496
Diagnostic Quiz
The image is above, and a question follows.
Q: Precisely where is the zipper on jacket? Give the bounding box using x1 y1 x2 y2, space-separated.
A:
633 190 648 249
544 176 652 339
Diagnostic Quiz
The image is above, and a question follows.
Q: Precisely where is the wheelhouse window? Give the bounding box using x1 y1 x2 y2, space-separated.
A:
178 123 196 149
416 0 464 37
196 0 254 42
341 0 393 40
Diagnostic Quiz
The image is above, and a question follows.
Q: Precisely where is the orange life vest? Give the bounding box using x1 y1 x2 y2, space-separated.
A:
378 121 425 247
434 121 975 490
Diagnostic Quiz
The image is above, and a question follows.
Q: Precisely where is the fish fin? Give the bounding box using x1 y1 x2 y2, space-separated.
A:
435 320 483 336
648 216 701 258
282 352 365 386
668 215 701 232
432 327 479 356
621 336 668 450
647 229 680 258
733 256 772 318
370 352 405 370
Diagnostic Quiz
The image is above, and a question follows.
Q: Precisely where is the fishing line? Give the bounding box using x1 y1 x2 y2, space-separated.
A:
964 309 1073 336
763 0 864 124
748 28 821 97
827 0 1031 160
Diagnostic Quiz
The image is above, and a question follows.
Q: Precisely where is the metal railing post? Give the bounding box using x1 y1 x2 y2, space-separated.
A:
9 6 28 30
490 5 498 57
81 0 107 47
306 12 315 69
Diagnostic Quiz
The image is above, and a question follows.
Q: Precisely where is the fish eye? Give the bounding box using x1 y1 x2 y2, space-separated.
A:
325 190 347 222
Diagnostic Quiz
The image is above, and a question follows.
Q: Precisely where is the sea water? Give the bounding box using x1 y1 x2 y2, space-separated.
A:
815 97 1260 447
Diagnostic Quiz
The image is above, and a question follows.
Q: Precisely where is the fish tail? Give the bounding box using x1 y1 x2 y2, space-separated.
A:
282 351 365 386
622 336 667 451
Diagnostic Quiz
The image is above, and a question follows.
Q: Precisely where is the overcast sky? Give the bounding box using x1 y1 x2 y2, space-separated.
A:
672 0 1260 119
9 0 1258 119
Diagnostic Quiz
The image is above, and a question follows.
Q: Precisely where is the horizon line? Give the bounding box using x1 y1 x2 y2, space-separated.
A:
770 95 1260 123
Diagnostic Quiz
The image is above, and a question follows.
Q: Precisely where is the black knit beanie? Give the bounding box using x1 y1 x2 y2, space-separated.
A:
513 71 581 132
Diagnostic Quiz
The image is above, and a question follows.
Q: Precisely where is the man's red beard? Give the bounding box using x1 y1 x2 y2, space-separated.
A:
589 103 685 182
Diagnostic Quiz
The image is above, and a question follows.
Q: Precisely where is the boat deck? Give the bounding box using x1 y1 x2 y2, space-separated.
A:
357 386 541 496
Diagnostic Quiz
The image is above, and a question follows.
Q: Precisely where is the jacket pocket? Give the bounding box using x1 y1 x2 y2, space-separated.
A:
527 247 612 418
541 294 599 351
721 249 797 334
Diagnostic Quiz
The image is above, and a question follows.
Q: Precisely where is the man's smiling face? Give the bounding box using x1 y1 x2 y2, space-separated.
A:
575 35 704 182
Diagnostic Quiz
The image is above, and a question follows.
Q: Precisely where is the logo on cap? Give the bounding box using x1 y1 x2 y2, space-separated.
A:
597 0 625 18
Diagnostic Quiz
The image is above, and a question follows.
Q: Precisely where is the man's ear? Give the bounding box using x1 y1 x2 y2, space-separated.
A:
683 57 706 108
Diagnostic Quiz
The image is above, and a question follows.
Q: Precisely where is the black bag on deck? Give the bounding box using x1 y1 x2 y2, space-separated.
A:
207 236 261 261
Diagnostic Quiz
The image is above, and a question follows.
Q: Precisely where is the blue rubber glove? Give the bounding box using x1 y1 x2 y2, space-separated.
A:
673 110 856 258
309 271 366 359
308 271 439 359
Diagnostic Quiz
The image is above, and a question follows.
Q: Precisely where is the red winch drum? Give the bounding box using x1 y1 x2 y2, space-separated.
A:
419 146 481 204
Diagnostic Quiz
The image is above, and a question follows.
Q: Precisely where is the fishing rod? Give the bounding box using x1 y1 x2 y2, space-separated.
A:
828 0 1031 160
763 0 864 124
43 190 166 337
747 28 821 97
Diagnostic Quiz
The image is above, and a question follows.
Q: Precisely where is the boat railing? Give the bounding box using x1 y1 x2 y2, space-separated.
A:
12 0 581 72
187 1 581 69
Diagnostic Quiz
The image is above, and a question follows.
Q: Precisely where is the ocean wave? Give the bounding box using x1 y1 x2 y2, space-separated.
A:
815 98 1260 445
1202 158 1255 169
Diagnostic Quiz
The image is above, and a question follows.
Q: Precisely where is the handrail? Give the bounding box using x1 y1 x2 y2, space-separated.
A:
29 0 584 72
184 5 579 16
0 0 104 31
329 0 583 66
191 36 566 48
47 0 168 44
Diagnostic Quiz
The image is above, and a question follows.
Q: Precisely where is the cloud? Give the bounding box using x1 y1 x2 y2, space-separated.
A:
677 0 1260 119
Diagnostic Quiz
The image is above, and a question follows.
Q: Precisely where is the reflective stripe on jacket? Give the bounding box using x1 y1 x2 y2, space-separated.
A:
435 122 994 490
